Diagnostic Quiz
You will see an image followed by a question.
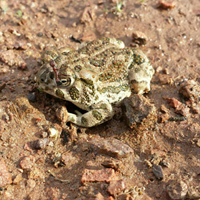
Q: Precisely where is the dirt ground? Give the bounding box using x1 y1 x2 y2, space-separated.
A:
0 0 200 199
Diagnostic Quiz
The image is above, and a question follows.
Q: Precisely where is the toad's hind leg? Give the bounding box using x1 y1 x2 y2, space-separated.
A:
67 101 114 127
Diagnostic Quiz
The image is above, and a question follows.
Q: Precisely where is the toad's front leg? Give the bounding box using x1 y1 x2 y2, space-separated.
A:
67 101 114 127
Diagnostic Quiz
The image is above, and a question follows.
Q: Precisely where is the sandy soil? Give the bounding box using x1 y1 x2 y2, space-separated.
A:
0 0 200 199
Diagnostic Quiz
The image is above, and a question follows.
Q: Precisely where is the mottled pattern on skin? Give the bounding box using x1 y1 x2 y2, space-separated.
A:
97 84 129 94
81 117 88 125
69 86 79 100
92 110 102 121
35 37 154 127
56 89 64 98
74 65 82 72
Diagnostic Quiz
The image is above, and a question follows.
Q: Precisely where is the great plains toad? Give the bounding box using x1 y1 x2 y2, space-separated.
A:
35 37 154 127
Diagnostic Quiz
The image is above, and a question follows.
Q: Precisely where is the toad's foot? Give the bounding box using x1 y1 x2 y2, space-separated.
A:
67 101 114 127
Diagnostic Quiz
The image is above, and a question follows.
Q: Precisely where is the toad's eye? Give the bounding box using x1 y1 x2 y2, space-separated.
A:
61 80 67 84
56 80 62 86
57 77 71 87
49 72 54 79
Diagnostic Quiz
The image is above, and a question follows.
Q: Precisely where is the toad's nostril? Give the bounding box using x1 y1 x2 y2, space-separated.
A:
56 80 62 85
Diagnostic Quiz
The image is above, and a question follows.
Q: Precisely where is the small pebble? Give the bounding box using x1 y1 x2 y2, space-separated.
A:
102 160 120 171
2 114 9 122
107 179 126 196
0 82 6 92
12 174 22 184
160 159 170 168
27 92 36 102
33 138 49 149
152 165 164 180
157 0 176 9
167 180 188 200
47 125 62 139
20 155 35 170
0 158 12 187
196 139 200 148
37 32 43 37
40 131 48 138
56 106 68 123
132 31 148 45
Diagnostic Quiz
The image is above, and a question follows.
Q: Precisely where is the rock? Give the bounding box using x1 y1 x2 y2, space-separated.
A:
158 74 172 85
157 0 176 9
2 113 9 122
26 179 36 191
81 168 117 183
107 179 126 196
61 151 79 169
159 113 170 123
186 188 200 200
150 153 163 165
45 187 60 200
37 32 43 37
0 65 10 74
79 33 97 42
24 142 34 152
159 159 170 168
94 192 104 200
27 92 36 103
0 82 6 92
179 80 200 100
132 31 148 46
20 155 35 170
122 94 157 131
68 124 78 142
160 104 169 113
176 106 190 117
167 180 188 200
196 139 200 148
152 165 164 180
179 80 200 113
159 104 170 122
117 194 133 200
12 173 22 184
33 138 49 149
0 158 12 187
47 123 62 139
13 41 28 50
97 0 104 5
0 1 8 10
167 98 190 117
28 167 45 180
102 160 120 171
80 4 97 24
168 97 184 108
40 131 48 138
87 135 133 158
0 31 4 43
56 106 68 123
27 185 42 200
